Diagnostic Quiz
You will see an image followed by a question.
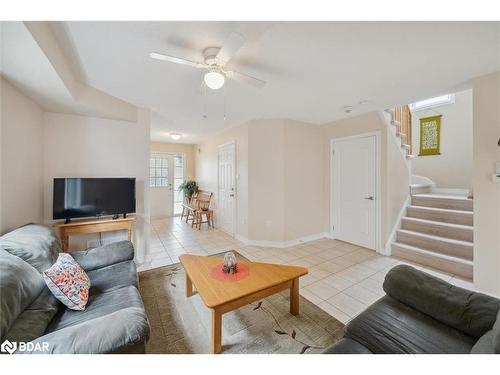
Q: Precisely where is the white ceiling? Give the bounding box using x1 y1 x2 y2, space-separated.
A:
5 22 500 143
1 22 138 122
0 22 90 116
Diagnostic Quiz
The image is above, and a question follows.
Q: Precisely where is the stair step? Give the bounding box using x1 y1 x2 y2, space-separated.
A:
396 229 473 260
412 194 473 211
391 242 473 279
406 205 473 225
410 183 432 194
401 217 473 242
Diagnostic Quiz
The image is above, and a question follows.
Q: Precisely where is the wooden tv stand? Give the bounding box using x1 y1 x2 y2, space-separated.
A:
53 216 135 252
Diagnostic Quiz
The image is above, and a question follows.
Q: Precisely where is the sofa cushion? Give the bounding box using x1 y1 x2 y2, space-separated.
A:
472 309 500 354
323 338 373 354
46 285 145 333
86 260 138 294
0 249 46 340
0 224 60 273
43 253 91 311
344 296 477 353
383 265 500 338
4 288 60 342
70 241 135 272
24 307 149 354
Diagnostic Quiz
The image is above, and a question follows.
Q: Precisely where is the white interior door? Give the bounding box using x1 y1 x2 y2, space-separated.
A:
150 153 174 219
332 135 378 250
218 142 236 236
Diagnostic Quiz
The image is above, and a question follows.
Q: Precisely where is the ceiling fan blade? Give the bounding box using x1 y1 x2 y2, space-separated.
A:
149 52 207 69
216 32 245 65
225 70 266 89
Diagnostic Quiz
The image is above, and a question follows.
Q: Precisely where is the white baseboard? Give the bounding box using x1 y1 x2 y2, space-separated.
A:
234 234 249 245
235 232 329 248
383 195 410 256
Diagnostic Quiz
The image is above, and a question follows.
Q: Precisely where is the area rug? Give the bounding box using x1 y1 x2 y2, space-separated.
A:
138 252 344 354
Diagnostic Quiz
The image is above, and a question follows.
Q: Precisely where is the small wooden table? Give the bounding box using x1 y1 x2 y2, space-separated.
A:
53 216 135 252
179 254 308 354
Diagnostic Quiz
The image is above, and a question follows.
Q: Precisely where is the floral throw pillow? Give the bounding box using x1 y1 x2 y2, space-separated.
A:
43 253 90 311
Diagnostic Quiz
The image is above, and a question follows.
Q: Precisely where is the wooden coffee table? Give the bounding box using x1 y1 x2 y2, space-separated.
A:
179 254 308 354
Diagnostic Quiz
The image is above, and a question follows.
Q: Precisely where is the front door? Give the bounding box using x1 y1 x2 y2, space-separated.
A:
218 142 236 236
150 153 174 218
332 135 378 250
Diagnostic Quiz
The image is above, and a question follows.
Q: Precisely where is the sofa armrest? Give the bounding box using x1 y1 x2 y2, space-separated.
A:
21 307 149 354
70 240 135 272
383 265 500 338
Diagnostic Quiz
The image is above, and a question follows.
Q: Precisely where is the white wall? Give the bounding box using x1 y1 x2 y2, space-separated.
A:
42 111 150 262
472 71 500 297
1 78 44 234
411 89 473 189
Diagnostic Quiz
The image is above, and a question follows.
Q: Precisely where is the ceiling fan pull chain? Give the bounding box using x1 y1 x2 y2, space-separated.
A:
202 81 208 119
223 84 227 121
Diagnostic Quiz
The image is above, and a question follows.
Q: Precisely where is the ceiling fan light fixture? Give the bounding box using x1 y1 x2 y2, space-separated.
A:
169 132 182 141
204 71 225 90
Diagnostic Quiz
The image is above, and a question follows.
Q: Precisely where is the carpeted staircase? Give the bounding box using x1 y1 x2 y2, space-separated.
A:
391 192 473 279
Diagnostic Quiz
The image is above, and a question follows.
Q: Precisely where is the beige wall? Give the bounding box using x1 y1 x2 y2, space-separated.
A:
196 119 325 244
195 124 249 239
472 71 500 297
195 113 409 248
411 89 473 189
248 120 286 242
283 120 324 241
1 78 44 234
42 111 151 261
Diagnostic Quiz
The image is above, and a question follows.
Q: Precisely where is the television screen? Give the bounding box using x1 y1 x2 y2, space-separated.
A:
53 178 136 220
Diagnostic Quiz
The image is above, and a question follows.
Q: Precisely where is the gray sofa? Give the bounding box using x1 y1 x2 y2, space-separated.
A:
0 224 150 354
324 265 500 354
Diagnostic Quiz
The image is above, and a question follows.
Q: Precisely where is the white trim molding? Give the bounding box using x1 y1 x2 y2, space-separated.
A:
234 232 330 248
330 131 382 253
383 195 410 256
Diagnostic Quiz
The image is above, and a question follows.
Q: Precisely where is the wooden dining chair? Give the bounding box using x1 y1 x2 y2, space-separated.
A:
191 191 214 230
181 191 198 223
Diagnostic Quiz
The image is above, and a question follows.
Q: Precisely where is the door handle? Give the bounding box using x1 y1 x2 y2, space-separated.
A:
364 196 374 200
229 194 235 197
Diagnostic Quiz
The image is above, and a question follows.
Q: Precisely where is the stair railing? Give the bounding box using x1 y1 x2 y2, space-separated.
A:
391 105 412 154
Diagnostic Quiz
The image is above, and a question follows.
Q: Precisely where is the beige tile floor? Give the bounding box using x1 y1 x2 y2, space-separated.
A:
140 216 473 325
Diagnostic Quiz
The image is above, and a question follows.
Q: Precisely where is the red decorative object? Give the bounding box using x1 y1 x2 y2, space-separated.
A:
210 262 250 282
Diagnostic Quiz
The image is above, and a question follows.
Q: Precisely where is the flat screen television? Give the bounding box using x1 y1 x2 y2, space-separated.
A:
53 178 136 221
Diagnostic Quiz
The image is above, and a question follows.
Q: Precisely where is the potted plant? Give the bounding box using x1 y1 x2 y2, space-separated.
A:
179 180 199 203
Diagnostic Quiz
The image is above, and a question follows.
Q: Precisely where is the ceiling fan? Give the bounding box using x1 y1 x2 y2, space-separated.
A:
150 31 266 90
